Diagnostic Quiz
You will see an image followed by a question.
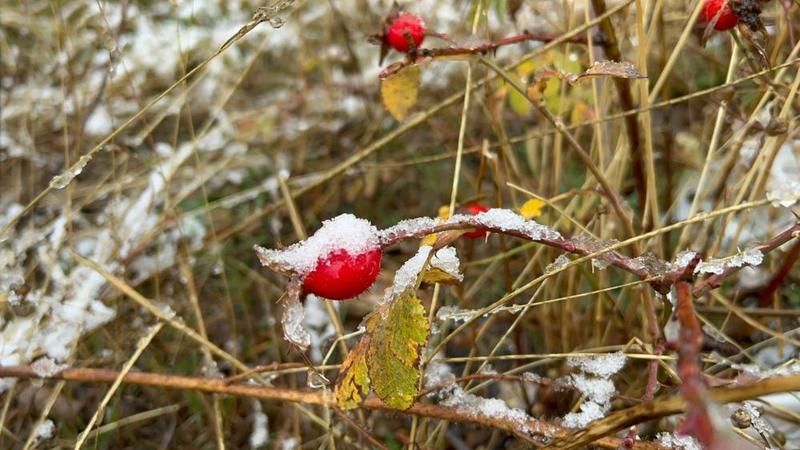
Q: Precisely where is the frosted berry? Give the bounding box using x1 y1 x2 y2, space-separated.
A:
700 0 738 31
463 203 490 239
303 248 382 300
385 12 426 53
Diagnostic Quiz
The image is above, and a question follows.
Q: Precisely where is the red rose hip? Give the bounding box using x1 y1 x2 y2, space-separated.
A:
303 248 382 300
700 0 738 31
385 12 426 53
463 203 490 239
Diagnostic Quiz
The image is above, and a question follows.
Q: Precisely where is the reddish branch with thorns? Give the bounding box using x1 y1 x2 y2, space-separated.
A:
2 215 799 446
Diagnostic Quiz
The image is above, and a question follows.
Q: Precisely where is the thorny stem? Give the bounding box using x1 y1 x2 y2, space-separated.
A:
3 366 800 449
373 218 800 296
378 29 605 79
0 366 655 449
675 280 715 447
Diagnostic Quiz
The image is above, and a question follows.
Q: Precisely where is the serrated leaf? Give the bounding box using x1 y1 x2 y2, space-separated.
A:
519 198 545 219
366 292 429 410
381 65 420 121
335 335 371 410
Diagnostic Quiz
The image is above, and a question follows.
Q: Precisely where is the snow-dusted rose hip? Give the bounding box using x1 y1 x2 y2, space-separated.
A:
303 248 382 300
255 214 382 301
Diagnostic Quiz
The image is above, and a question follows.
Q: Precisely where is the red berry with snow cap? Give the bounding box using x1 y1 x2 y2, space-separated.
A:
463 203 490 239
700 0 738 31
385 12 426 53
303 248 382 300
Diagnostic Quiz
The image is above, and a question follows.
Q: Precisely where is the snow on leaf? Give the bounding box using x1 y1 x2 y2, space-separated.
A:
366 292 429 410
519 198 545 219
381 65 420 121
386 246 462 301
334 335 371 410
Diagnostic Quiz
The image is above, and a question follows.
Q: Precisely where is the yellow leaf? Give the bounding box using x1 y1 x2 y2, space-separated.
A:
381 65 421 121
420 233 437 246
437 205 451 220
421 267 460 285
366 292 429 410
519 198 545 219
335 336 371 410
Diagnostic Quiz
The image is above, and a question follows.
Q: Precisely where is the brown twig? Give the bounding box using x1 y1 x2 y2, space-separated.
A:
0 365 657 449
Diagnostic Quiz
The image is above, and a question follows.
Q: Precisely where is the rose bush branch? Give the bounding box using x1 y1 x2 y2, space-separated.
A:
0 364 658 449
377 29 604 79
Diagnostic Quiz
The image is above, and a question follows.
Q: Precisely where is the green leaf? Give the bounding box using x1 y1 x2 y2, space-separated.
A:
335 336 371 410
381 65 420 121
366 292 429 410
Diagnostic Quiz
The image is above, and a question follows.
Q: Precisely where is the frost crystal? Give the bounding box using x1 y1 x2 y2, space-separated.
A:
695 248 764 275
281 297 311 349
657 432 702 450
452 208 561 241
562 353 626 428
256 214 379 275
766 180 800 208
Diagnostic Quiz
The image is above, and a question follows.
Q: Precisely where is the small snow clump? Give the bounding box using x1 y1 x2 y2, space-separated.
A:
767 180 800 208
249 400 269 449
561 352 626 428
33 419 55 442
31 357 68 378
695 248 764 275
567 352 627 378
